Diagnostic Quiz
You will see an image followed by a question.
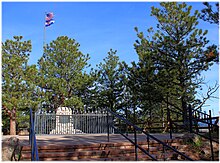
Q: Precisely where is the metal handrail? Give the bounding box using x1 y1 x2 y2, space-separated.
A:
170 107 219 142
106 108 193 161
192 108 209 115
30 109 39 161
169 106 218 161
192 117 219 129
110 125 157 160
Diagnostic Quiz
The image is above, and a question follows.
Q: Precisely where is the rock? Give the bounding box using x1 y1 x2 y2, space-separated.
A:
181 133 195 139
2 136 22 161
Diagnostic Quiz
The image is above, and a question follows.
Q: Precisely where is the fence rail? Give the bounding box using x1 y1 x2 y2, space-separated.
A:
29 108 39 161
106 108 193 161
35 109 114 135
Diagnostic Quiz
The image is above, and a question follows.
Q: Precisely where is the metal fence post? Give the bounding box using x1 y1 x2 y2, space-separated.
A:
208 110 214 161
163 145 165 161
125 108 128 136
188 105 193 133
147 135 150 153
133 107 138 161
107 110 110 142
167 107 172 139
134 127 138 161
30 109 34 161
29 109 31 145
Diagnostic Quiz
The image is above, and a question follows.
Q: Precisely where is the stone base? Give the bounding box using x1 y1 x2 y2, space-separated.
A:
49 125 84 134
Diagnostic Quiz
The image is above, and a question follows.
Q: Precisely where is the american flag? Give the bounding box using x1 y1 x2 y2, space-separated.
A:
45 12 55 27
46 12 54 21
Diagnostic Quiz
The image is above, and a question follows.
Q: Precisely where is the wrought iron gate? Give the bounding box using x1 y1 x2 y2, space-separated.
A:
34 108 114 135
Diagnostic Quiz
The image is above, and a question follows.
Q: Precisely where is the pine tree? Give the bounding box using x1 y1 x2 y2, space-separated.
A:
134 2 214 123
200 2 219 63
200 2 219 24
2 36 39 135
94 49 126 112
37 36 91 110
122 57 164 125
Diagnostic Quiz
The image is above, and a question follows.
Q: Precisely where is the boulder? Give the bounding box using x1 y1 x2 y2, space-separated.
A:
2 137 22 161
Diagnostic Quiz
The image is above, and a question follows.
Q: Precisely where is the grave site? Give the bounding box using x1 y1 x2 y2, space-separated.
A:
2 1 219 162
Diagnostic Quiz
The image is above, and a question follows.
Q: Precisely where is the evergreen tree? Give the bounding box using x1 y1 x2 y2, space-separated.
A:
37 36 91 110
2 36 39 135
134 2 215 123
94 49 126 112
78 69 97 111
200 2 219 63
121 55 163 125
200 2 219 25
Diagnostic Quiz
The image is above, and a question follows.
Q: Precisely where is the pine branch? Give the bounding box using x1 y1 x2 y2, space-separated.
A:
194 82 219 111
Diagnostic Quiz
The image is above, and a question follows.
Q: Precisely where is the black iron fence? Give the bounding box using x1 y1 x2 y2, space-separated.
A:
106 108 193 161
34 109 114 135
29 108 39 161
168 105 219 161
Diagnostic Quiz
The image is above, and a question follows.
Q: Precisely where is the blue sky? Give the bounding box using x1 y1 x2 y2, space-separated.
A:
2 1 219 116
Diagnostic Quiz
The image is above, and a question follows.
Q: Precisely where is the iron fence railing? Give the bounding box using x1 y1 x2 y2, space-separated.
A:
106 108 193 161
29 108 39 161
34 110 114 135
168 105 219 161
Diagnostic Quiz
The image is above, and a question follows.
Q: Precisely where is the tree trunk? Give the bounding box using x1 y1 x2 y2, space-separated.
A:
3 106 17 135
10 118 16 135
182 98 188 127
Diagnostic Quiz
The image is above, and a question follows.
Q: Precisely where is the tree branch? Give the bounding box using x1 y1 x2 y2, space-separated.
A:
194 82 219 111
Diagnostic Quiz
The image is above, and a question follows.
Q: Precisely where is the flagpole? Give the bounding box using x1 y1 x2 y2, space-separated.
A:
43 12 46 48
43 12 54 49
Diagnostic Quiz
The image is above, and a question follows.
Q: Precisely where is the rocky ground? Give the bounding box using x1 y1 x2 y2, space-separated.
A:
2 136 23 161
177 133 219 161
